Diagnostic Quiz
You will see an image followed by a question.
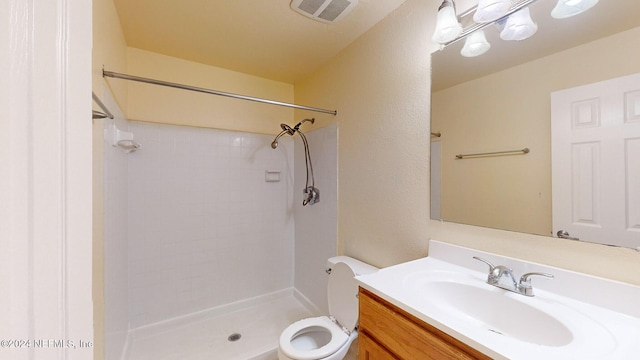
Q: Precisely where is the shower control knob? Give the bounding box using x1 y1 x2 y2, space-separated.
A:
303 186 320 206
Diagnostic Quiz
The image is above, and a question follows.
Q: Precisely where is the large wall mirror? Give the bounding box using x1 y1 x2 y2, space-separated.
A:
431 0 640 249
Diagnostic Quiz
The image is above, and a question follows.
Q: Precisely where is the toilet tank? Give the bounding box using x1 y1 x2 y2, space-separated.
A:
326 256 377 276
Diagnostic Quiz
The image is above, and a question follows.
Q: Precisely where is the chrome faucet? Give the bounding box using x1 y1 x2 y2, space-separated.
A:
473 256 554 297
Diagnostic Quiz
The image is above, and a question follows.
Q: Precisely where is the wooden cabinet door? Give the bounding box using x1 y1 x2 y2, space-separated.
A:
359 288 491 360
359 332 398 360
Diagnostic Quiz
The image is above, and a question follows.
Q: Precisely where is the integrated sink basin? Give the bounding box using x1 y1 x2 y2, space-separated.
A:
356 241 640 360
417 276 573 346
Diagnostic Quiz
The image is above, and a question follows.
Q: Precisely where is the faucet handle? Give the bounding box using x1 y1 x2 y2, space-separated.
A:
472 256 495 271
518 272 554 296
473 257 506 286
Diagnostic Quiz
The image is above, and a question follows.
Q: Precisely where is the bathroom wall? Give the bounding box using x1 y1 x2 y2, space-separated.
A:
294 0 436 268
93 0 130 358
432 26 640 236
126 48 295 135
295 0 640 284
101 94 130 360
126 122 295 328
93 0 129 110
293 125 338 314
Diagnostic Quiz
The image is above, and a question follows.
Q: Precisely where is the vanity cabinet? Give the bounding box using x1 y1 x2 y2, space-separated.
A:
358 288 491 360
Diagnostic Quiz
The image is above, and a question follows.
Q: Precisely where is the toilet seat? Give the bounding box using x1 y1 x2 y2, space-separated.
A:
279 258 377 360
279 316 349 360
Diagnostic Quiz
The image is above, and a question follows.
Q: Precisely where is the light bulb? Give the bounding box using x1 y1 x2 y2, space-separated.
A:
432 1 463 44
551 0 598 19
474 0 513 23
551 0 599 19
500 7 538 41
461 30 491 57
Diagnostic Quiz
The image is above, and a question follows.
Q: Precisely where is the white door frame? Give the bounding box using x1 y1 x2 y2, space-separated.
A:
1 0 93 359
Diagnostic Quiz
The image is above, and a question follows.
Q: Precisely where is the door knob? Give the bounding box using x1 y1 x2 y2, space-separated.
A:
557 230 580 241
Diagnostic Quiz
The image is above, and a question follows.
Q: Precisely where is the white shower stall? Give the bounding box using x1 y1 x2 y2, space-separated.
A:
101 89 338 359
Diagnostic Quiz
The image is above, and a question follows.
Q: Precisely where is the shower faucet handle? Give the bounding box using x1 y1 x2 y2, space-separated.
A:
303 186 320 206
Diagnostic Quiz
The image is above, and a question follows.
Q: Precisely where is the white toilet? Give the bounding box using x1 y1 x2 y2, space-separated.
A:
278 256 377 360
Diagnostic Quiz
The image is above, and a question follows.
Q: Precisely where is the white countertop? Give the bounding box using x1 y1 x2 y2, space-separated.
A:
356 240 640 360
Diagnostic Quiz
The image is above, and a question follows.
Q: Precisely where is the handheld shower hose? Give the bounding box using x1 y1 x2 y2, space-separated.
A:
270 118 319 206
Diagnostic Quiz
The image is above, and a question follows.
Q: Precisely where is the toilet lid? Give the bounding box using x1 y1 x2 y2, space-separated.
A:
327 262 358 332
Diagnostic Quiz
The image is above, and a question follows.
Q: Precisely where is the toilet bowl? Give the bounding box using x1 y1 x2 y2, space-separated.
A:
278 257 377 360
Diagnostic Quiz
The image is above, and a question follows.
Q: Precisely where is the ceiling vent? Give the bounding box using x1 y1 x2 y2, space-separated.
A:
290 0 359 24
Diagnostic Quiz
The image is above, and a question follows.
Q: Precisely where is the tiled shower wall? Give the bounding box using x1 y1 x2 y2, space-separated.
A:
102 89 129 360
126 122 295 328
293 125 338 314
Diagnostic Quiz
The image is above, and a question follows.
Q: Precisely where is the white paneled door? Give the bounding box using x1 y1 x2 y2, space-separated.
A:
552 73 640 249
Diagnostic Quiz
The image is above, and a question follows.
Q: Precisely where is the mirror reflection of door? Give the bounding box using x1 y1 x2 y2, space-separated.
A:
552 72 640 249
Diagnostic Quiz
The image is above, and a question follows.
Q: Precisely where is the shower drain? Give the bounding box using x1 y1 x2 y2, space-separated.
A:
227 333 242 342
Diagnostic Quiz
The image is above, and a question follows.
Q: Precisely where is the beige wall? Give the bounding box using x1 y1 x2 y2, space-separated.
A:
297 2 640 284
295 0 437 268
432 26 640 236
93 0 128 109
125 48 294 134
92 0 129 359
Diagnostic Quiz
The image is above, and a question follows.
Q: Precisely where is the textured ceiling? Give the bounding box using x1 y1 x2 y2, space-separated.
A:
113 0 408 84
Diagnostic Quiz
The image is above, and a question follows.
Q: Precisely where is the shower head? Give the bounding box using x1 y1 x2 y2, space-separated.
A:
271 123 297 149
281 123 295 135
271 119 314 149
271 129 288 149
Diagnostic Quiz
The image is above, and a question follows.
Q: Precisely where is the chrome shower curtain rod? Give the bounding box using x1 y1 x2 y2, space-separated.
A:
102 70 338 116
92 91 114 119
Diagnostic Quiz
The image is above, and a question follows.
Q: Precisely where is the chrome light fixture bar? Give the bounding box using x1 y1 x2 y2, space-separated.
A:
442 0 542 47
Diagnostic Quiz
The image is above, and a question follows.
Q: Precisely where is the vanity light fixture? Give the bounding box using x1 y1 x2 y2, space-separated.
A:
473 0 513 23
432 0 599 56
551 0 599 19
461 30 491 57
500 7 538 41
432 0 463 44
